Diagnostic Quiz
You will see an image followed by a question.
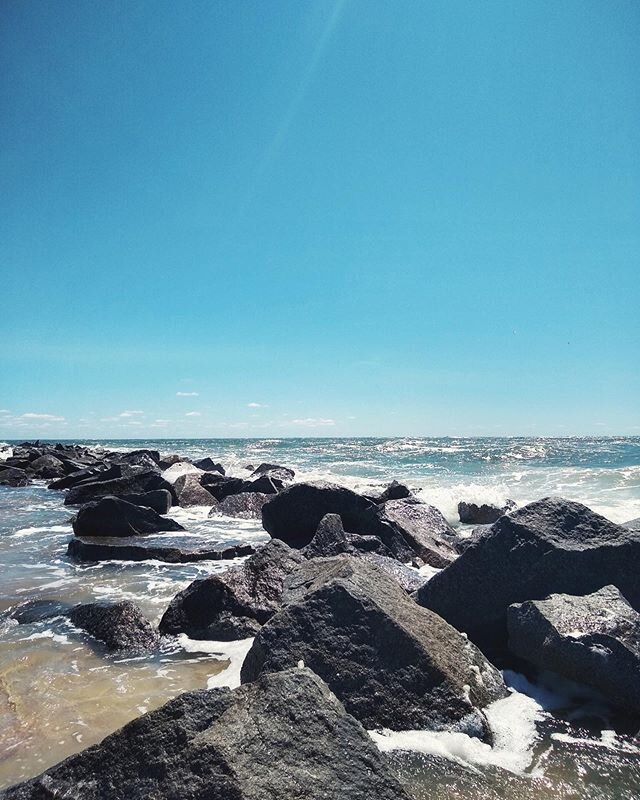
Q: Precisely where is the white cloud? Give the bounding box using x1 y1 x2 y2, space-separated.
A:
154 419 170 424
177 392 199 397
20 413 66 422
120 410 144 417
0 409 11 414
247 402 268 408
290 418 336 427
185 411 201 417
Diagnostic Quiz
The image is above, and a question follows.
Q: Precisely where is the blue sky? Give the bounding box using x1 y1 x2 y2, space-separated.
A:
1 0 638 439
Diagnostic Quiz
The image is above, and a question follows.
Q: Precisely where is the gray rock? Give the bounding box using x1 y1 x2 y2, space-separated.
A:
193 457 225 474
241 555 506 739
68 538 256 564
64 470 175 506
119 489 173 514
508 585 640 713
72 496 185 537
361 552 428 593
304 513 354 557
159 539 305 640
261 481 375 548
209 492 270 519
246 474 281 494
418 497 640 654
458 499 516 525
372 480 413 504
0 467 29 487
1 668 410 800
26 454 66 478
68 601 159 654
623 516 640 532
174 473 217 507
251 462 295 481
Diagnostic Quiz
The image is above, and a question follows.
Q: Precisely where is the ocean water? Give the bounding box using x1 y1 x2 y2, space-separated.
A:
1 436 639 795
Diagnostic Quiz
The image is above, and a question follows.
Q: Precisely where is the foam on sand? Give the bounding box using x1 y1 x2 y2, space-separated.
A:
177 635 254 690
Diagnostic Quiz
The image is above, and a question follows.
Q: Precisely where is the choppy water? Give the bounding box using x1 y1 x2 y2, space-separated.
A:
1 437 639 795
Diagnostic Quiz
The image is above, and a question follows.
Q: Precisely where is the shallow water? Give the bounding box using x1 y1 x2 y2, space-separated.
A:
1 437 639 793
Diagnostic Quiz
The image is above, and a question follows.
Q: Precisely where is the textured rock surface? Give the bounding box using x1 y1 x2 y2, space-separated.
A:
242 556 505 738
209 492 270 519
68 601 159 654
174 473 217 507
193 457 225 474
159 540 305 640
26 454 66 478
64 470 175 506
119 489 173 514
68 537 255 564
508 585 640 713
261 482 375 548
250 462 295 482
1 668 410 800
0 467 29 487
458 500 516 525
72 496 185 537
623 516 640 532
419 497 640 653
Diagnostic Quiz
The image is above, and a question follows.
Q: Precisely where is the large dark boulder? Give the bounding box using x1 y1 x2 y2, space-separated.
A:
26 454 66 478
68 601 159 654
508 585 640 714
458 499 516 525
251 462 295 481
200 474 247 501
174 473 217 507
418 497 640 654
64 470 175 506
72 496 185 537
0 467 29 487
355 497 459 566
1 668 410 800
114 449 161 469
241 556 506 739
261 482 375 548
193 457 225 474
209 492 270 519
49 465 118 491
159 540 305 640
68 538 255 564
245 474 281 494
120 489 172 514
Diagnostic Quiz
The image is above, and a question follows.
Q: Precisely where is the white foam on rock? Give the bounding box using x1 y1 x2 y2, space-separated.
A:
161 462 205 484
177 635 254 690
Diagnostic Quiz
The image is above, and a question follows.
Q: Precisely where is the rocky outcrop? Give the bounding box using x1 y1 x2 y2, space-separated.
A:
120 489 173 514
241 556 506 738
200 474 247 501
2 668 410 800
0 467 29 487
68 601 159 654
507 585 640 713
209 492 270 519
193 457 225 474
68 537 256 564
623 516 640 532
26 454 66 478
49 465 119 491
458 499 516 525
361 552 428 593
159 540 305 640
251 462 295 482
261 482 375 548
161 461 204 484
174 473 217 507
72 496 185 537
418 497 640 654
64 470 175 506
371 480 413 504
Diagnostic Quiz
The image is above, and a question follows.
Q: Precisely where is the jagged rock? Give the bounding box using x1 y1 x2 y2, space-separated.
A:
72 496 185 537
0 467 29 487
159 453 183 468
419 497 640 654
453 524 493 554
1 669 410 800
114 450 161 471
120 489 173 514
508 586 640 713
623 516 640 532
68 538 255 564
209 492 270 519
68 601 159 654
261 482 375 548
458 499 516 525
64 470 175 506
251 462 295 482
49 465 117 491
200 474 247 501
159 540 305 640
193 457 225 474
161 461 204 484
246 474 281 494
372 480 413 504
361 552 428 593
26 454 66 478
241 556 506 738
304 513 354 558
174 473 217 507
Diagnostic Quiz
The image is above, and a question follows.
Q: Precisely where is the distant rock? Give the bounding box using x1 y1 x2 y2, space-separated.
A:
174 473 217 507
0 466 29 487
193 457 225 474
261 482 375 548
371 480 413 504
72 496 185 537
1 669 410 800
241 555 506 739
623 516 640 532
159 540 305 640
120 489 173 514
251 462 295 482
68 538 255 564
419 497 640 654
64 470 175 506
115 450 161 472
209 492 270 519
458 499 516 525
68 601 159 654
27 454 66 478
508 585 640 713
159 453 183 468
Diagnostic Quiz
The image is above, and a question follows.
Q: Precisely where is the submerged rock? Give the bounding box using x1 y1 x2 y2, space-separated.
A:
209 492 270 519
261 482 375 548
159 540 305 640
72 496 185 537
508 585 640 714
418 497 640 654
68 538 255 564
174 473 217 507
68 601 159 654
1 668 410 800
241 555 506 738
4 599 73 625
458 499 516 525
